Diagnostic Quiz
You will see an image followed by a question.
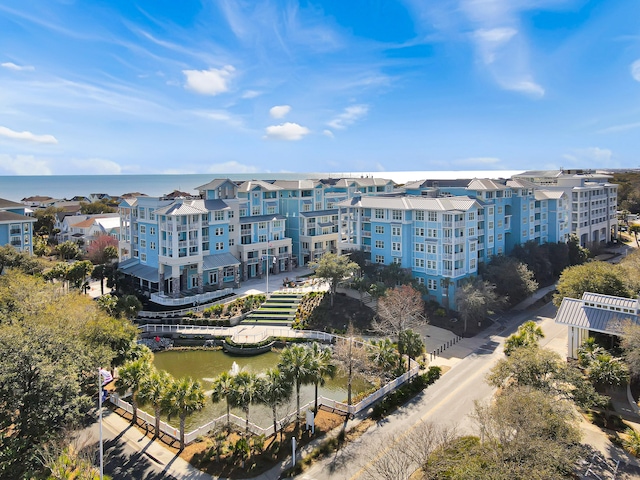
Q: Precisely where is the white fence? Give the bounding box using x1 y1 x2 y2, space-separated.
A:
113 329 421 445
139 288 234 318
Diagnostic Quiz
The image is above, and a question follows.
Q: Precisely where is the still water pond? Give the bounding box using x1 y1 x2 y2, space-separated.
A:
151 348 370 431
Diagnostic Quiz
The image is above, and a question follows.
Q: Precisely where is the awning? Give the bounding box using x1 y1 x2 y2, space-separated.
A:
203 252 241 270
119 261 159 283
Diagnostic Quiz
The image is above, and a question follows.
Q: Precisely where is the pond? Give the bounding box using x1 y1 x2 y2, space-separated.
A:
150 347 371 431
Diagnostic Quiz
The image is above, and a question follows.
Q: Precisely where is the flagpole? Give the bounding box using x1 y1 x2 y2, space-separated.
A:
98 368 104 480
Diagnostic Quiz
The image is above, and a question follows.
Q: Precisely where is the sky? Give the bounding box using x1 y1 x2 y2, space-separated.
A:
0 0 639 176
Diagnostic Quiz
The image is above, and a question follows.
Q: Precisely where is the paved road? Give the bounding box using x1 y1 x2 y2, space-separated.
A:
298 302 563 480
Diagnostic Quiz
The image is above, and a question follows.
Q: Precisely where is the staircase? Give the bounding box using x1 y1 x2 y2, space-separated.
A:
241 292 303 327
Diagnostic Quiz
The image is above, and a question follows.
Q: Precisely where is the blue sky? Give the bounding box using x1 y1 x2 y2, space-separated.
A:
0 0 639 176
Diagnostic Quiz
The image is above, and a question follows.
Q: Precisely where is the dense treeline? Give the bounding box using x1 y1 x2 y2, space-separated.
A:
613 171 640 214
0 270 138 479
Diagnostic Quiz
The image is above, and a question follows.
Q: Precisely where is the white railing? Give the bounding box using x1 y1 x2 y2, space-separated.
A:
231 330 269 344
149 287 233 308
139 324 234 335
113 330 422 445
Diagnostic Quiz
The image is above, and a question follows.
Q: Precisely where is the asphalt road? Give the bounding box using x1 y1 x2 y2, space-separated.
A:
297 301 577 480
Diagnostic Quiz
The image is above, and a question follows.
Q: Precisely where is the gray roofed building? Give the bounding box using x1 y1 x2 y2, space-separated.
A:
555 291 640 358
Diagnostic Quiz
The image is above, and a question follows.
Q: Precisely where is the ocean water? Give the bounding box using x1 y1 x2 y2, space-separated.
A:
0 170 524 202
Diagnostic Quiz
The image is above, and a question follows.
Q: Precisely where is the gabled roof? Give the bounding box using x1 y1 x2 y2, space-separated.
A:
195 178 236 191
153 199 209 216
272 179 318 189
337 195 479 212
534 190 566 201
21 195 54 202
467 178 507 191
300 209 338 218
0 211 35 222
506 178 538 189
240 213 286 224
237 180 283 192
203 252 241 270
0 197 26 209
555 292 640 335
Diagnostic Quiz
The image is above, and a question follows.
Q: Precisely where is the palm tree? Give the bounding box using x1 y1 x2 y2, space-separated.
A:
504 320 545 356
115 358 152 425
278 344 314 435
229 371 260 435
367 338 397 373
137 368 173 438
398 329 425 372
308 342 337 416
211 371 235 430
257 367 293 439
162 376 205 451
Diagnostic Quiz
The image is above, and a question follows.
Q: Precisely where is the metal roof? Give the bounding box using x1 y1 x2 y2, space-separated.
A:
119 260 159 283
337 195 479 212
582 292 640 310
203 252 241 270
555 297 640 335
0 211 35 222
195 178 236 191
239 213 286 224
300 209 338 217
153 199 209 216
467 179 507 191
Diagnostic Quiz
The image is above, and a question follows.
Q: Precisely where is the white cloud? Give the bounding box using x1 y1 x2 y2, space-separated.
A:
1 62 34 71
473 27 517 64
183 65 235 96
69 158 122 174
0 126 58 144
0 154 53 175
269 105 291 119
631 59 640 82
206 161 260 174
323 129 334 138
327 105 369 129
264 122 310 141
191 110 244 128
598 122 640 134
563 147 613 164
242 90 261 99
504 79 545 98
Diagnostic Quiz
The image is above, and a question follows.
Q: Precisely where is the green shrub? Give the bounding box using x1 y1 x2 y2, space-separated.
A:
435 308 446 317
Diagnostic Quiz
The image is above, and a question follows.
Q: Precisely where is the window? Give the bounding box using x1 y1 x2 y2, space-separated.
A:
467 212 475 221
415 243 425 252
375 240 385 249
150 227 155 235
141 253 147 262
267 206 276 214
258 235 266 243
392 226 401 236
140 239 146 248
470 259 476 269
215 227 224 236
488 221 494 229
214 211 224 221
497 233 503 241
427 279 437 290
497 206 503 214
252 207 261 215
417 277 425 285
140 225 146 234
139 208 146 219
427 260 437 270
392 242 401 252
229 224 234 232
375 255 385 264
375 225 385 234
259 222 267 229
427 244 437 254
393 257 402 265
228 210 234 218
469 243 476 252
150 241 156 250
415 227 424 237
392 210 402 220
428 211 437 222
427 228 438 238
488 235 494 244
488 207 494 215
215 242 224 250
468 227 475 236
150 212 155 221
375 209 385 219
229 238 235 246
415 258 425 268
415 211 424 221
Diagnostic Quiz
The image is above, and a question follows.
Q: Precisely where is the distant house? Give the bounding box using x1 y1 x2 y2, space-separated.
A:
88 193 112 203
0 197 36 254
555 292 640 358
21 195 57 208
57 213 120 249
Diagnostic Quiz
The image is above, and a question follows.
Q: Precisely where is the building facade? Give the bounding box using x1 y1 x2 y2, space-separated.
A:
0 198 36 254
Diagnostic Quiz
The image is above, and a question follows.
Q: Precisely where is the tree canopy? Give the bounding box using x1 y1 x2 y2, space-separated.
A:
372 284 427 337
310 252 359 306
553 261 632 306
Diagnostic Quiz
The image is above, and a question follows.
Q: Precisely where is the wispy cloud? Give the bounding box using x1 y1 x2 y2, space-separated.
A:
270 105 291 119
0 126 58 144
563 147 613 164
327 105 369 130
1 62 35 71
598 122 640 134
183 66 235 96
242 90 261 99
206 161 260 174
69 158 122 174
191 109 244 128
264 122 310 141
631 59 640 82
